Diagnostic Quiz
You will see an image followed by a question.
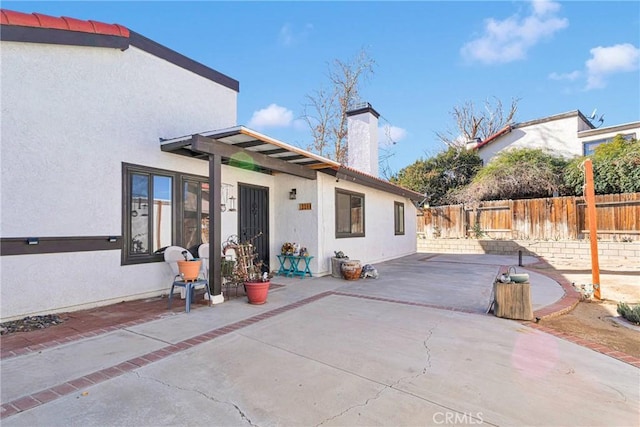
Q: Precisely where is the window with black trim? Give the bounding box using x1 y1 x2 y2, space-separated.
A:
335 189 365 238
122 163 209 264
394 201 405 235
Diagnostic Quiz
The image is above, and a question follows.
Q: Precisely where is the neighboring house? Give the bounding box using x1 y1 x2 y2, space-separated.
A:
0 10 422 321
470 110 640 164
578 122 640 156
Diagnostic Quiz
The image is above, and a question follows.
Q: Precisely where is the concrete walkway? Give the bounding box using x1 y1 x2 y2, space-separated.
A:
1 254 638 426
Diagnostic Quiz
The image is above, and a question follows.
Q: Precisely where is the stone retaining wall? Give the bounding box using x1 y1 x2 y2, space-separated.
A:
417 238 640 264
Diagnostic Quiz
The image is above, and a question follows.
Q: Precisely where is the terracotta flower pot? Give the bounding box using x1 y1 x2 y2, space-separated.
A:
245 281 270 305
341 260 362 281
177 260 202 281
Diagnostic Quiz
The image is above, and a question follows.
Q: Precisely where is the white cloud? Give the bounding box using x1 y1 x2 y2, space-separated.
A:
531 0 560 16
548 70 581 81
378 124 407 146
279 24 294 47
248 104 294 128
278 23 314 47
585 43 640 89
461 0 568 65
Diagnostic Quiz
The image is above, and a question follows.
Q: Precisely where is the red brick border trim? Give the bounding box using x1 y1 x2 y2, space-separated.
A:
2 319 164 360
528 322 640 368
517 258 638 368
2 283 636 421
0 292 333 420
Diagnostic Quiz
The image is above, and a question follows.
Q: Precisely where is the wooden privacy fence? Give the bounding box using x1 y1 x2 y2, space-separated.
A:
417 192 640 241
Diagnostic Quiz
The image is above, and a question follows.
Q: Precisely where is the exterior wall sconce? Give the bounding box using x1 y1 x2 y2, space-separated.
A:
221 183 236 212
27 237 39 245
289 189 297 200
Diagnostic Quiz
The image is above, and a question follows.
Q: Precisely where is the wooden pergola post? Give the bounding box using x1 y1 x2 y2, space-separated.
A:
209 153 222 298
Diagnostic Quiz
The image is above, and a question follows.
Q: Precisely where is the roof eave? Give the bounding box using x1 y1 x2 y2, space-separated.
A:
161 127 422 200
335 167 424 201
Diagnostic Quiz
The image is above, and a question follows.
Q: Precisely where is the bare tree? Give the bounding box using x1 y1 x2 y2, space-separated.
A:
302 49 375 163
378 121 401 180
378 147 396 180
436 97 520 148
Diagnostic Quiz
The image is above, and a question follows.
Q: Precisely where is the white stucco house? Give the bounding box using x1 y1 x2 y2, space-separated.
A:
0 9 422 321
470 110 640 164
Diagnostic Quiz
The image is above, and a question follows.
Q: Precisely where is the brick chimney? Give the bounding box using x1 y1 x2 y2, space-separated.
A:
347 102 380 177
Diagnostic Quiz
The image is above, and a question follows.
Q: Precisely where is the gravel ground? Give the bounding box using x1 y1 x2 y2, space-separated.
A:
0 314 65 335
532 255 640 357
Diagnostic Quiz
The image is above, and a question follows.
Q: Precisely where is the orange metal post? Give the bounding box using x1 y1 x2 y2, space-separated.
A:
583 159 601 299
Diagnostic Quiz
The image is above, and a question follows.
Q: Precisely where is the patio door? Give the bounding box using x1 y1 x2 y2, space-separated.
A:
238 183 270 270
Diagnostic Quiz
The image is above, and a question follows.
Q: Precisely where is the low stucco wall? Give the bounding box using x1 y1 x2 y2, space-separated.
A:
417 237 640 265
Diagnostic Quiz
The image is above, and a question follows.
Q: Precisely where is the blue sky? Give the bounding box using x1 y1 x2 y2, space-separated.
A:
5 1 640 174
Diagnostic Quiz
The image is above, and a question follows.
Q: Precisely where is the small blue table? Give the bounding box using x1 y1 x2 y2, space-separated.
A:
277 255 313 278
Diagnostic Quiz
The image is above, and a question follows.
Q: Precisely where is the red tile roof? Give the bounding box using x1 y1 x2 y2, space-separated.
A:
0 9 129 37
475 125 512 150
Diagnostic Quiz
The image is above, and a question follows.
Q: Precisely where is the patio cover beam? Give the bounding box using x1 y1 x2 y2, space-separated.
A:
191 135 317 180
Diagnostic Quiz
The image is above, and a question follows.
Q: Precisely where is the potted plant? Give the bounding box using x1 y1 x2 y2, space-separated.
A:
235 242 270 305
177 250 202 281
281 242 295 256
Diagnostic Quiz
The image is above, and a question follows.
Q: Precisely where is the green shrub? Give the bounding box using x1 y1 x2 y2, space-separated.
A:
391 147 482 206
617 302 640 325
564 135 640 195
471 222 485 238
450 148 569 203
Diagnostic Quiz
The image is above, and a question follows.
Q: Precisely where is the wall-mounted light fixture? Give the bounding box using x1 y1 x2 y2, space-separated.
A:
289 189 297 200
221 183 236 212
107 236 118 243
27 237 39 245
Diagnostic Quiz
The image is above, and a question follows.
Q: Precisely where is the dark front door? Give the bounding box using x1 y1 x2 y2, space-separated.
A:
238 183 270 270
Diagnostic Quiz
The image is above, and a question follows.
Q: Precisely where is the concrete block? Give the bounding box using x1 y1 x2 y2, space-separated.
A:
618 250 638 257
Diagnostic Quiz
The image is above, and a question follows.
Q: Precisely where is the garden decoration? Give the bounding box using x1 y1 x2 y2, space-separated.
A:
331 250 349 278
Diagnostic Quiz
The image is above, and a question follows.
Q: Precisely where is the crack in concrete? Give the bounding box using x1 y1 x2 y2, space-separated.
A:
240 323 499 426
124 329 175 345
133 372 258 426
315 322 438 426
600 382 628 403
392 321 437 386
314 386 388 427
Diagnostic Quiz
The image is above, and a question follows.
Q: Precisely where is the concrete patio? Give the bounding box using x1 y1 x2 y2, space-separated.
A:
1 253 638 426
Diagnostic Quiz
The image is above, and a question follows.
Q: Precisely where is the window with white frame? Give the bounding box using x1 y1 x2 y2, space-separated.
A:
583 133 636 155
